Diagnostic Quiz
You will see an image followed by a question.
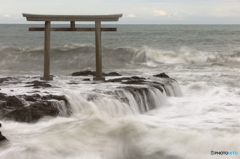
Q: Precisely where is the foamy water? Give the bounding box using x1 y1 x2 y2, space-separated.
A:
0 24 240 159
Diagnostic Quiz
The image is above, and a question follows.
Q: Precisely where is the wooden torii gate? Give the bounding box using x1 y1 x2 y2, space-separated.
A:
22 13 122 81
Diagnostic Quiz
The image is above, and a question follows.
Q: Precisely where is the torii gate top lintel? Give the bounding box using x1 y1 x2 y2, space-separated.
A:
23 13 123 21
22 13 123 81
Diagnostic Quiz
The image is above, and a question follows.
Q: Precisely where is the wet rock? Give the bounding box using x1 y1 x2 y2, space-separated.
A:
0 94 71 123
68 82 80 84
24 95 36 102
71 70 121 76
153 73 170 78
25 80 52 88
130 76 146 80
72 70 95 76
0 93 24 107
0 77 14 84
3 102 59 123
0 77 20 85
0 132 6 141
27 91 40 93
104 72 122 76
0 123 7 142
82 78 91 81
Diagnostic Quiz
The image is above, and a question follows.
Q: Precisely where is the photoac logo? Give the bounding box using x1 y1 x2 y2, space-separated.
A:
211 150 238 155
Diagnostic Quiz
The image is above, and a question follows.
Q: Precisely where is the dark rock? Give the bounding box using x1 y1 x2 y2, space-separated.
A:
131 76 146 80
27 91 40 93
121 80 145 85
153 73 170 78
71 70 121 77
24 96 36 102
72 70 95 76
0 131 7 142
68 82 80 84
0 77 14 84
0 94 71 123
25 80 52 88
0 77 21 85
3 102 59 123
0 123 7 142
104 72 122 76
82 78 91 81
0 93 24 107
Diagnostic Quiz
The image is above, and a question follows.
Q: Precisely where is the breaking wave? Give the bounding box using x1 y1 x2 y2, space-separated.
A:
0 44 239 74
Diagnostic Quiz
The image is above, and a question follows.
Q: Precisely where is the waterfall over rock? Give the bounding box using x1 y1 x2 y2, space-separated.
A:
0 73 182 122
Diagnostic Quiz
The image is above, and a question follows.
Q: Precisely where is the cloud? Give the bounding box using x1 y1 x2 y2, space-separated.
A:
127 14 136 17
153 10 167 16
4 15 10 18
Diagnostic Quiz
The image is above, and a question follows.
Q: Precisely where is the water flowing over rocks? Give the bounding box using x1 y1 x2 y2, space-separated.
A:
0 93 71 123
0 72 182 123
25 80 52 88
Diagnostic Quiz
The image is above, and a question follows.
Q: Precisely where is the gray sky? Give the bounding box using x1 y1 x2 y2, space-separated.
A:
1 0 240 24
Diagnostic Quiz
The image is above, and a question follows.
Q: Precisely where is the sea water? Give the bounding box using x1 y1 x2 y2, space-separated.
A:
0 24 240 159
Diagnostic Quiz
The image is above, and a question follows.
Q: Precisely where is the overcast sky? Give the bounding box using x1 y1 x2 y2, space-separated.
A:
1 0 240 24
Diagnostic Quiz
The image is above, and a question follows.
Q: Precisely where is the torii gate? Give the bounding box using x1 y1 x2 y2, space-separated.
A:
22 13 122 81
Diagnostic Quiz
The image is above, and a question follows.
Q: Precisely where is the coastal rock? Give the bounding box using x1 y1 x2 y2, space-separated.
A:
153 73 170 78
71 70 122 76
0 131 7 142
0 77 20 85
25 80 52 88
106 76 163 93
0 123 7 142
0 77 15 84
72 70 95 76
0 93 24 107
0 72 179 122
104 72 122 76
82 78 91 81
0 94 71 123
3 102 59 123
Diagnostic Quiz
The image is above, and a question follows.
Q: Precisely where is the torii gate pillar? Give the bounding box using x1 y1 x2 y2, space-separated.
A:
40 21 52 81
94 21 104 81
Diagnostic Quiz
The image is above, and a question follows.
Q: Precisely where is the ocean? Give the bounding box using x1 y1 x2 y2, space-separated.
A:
0 24 240 159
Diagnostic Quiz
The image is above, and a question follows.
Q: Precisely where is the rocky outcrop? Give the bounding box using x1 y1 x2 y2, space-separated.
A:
153 73 170 78
71 70 122 76
0 72 181 122
106 76 164 93
0 77 15 83
0 123 7 142
0 93 71 123
25 80 52 88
